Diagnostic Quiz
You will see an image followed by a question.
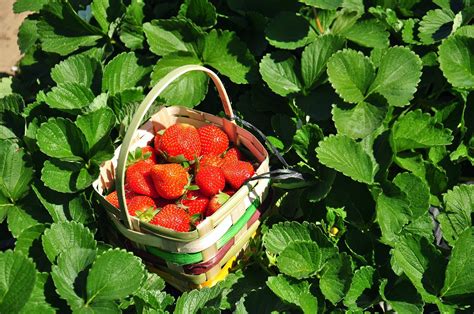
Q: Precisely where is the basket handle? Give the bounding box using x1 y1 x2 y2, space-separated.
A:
116 65 235 229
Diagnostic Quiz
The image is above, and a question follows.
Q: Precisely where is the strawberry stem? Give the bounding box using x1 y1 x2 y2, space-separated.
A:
312 8 324 34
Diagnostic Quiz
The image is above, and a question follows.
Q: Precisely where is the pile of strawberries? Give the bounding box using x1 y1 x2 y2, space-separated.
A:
105 123 255 232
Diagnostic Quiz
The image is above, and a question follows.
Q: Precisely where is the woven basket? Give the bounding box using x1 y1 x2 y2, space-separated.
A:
92 65 270 288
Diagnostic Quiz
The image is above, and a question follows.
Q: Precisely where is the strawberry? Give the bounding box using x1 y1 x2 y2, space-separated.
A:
153 197 174 209
126 160 159 198
151 163 189 199
222 160 255 190
104 185 136 208
158 123 201 161
200 155 224 168
141 146 157 165
127 195 156 218
198 125 229 156
180 190 209 216
224 147 243 162
206 192 230 217
154 132 162 151
149 204 191 232
195 166 225 197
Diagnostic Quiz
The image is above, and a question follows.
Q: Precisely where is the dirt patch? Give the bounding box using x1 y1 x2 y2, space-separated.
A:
0 0 28 74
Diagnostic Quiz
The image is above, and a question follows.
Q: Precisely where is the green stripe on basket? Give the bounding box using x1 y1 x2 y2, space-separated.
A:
146 199 260 265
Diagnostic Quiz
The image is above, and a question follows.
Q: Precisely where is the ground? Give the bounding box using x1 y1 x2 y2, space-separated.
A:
0 0 27 74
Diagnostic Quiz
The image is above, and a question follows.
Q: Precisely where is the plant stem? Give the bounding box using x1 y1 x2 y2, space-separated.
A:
312 8 324 34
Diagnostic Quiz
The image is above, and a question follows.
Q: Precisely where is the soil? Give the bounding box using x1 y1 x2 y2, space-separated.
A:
0 0 28 74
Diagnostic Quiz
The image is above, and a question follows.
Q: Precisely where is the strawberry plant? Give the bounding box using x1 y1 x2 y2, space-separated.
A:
1 0 474 312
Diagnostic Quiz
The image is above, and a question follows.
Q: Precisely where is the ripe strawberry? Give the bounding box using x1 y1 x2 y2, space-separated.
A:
149 204 191 232
198 125 229 156
104 185 136 208
151 164 189 199
180 190 209 216
224 147 243 162
126 160 159 198
158 123 201 161
127 195 156 218
222 160 255 190
154 132 162 151
200 155 224 168
141 146 157 165
153 197 174 209
206 192 230 217
195 166 225 197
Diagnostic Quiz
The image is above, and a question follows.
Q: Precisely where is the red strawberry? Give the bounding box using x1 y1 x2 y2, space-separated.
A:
200 155 224 168
126 161 159 198
151 164 189 199
222 160 255 190
127 195 156 218
195 166 225 197
141 146 157 165
198 125 229 156
149 204 191 232
224 147 243 162
104 185 136 208
181 190 209 216
153 197 174 209
206 192 230 217
154 132 162 151
158 123 201 161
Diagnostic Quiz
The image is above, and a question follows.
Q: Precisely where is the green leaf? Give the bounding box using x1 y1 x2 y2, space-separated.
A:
276 241 323 279
0 77 12 99
327 49 375 104
266 275 318 314
119 0 145 50
301 34 345 90
50 55 98 88
332 101 387 139
293 123 324 164
266 11 317 50
14 224 46 255
319 253 353 305
178 0 217 28
438 185 474 245
51 248 97 309
343 266 376 310
6 205 39 238
20 272 55 314
391 110 453 152
13 0 49 13
76 108 116 153
393 172 430 219
42 221 96 263
18 19 39 53
102 52 151 95
150 52 208 107
36 118 87 160
91 0 125 33
376 193 410 245
134 272 174 311
259 51 303 97
367 46 422 107
41 160 96 193
438 35 474 90
316 134 378 184
43 83 96 113
379 279 424 314
441 228 474 302
301 0 342 10
202 29 256 84
0 250 37 313
0 140 34 202
143 18 201 57
86 249 145 303
419 9 454 44
342 19 390 48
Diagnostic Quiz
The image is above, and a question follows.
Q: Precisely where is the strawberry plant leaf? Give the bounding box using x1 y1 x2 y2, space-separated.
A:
302 0 343 10
376 193 411 245
343 266 376 310
6 205 40 238
301 34 345 90
265 12 317 50
18 19 39 53
316 134 378 184
91 0 125 33
202 29 256 84
319 253 353 305
42 221 97 263
41 160 97 193
342 19 390 48
20 272 55 314
0 250 37 313
43 83 96 113
50 55 98 88
259 51 303 97
102 52 151 95
437 185 474 245
332 101 387 139
178 0 217 28
441 227 474 302
150 51 208 107
133 272 174 311
391 110 453 152
143 18 201 57
327 49 375 104
36 118 87 160
0 77 12 98
393 172 430 219
266 275 318 314
13 0 49 13
438 34 474 90
14 224 46 255
76 108 116 153
419 9 454 44
379 279 425 313
276 241 323 279
119 0 145 50
367 46 422 107
0 140 33 202
86 249 145 302
293 123 324 165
